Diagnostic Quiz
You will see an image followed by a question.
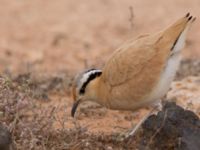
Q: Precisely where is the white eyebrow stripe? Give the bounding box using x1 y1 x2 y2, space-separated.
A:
79 69 102 89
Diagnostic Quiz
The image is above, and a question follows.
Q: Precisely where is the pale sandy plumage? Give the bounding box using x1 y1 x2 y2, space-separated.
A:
71 13 196 117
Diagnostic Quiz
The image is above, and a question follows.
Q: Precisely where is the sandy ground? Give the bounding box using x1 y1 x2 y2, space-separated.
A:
0 0 200 149
0 0 199 75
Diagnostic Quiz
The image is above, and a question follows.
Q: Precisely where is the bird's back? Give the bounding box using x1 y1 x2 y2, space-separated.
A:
97 14 195 110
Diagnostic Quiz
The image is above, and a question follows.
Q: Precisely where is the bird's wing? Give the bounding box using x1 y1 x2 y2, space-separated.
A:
101 36 158 87
101 13 195 88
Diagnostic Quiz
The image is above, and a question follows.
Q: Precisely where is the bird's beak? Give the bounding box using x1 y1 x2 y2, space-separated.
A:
71 99 81 117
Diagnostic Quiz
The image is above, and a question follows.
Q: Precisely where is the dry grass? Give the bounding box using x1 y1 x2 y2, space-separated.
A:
0 74 137 150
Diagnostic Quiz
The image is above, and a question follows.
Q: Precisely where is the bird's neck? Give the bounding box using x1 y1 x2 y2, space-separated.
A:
86 76 109 106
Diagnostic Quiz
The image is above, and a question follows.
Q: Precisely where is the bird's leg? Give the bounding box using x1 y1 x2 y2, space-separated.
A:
151 99 163 111
125 101 162 139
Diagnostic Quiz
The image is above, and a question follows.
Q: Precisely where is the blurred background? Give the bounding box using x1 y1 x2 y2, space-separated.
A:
0 0 199 76
0 1 200 149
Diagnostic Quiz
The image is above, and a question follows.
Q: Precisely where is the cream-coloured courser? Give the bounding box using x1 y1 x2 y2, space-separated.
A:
71 13 195 134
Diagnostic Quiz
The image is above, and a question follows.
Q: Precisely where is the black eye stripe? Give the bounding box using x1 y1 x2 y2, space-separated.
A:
79 71 102 94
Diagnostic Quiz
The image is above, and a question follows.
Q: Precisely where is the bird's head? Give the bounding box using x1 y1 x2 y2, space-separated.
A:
71 69 102 117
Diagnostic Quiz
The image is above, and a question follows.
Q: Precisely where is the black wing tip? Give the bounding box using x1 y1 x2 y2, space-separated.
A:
192 17 196 22
186 12 190 17
185 12 196 22
188 16 193 21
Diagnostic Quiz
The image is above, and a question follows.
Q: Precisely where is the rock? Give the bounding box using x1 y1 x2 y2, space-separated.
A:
138 102 200 150
0 124 12 150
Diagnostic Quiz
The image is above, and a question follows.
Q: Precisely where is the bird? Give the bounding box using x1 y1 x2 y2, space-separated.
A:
71 13 196 136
